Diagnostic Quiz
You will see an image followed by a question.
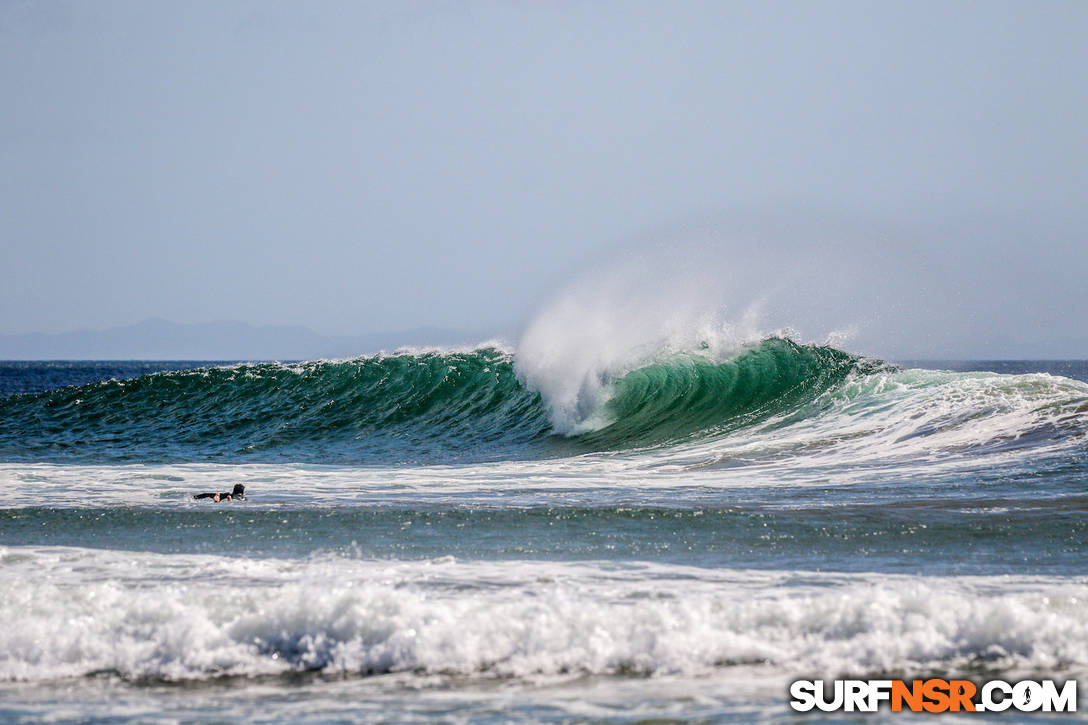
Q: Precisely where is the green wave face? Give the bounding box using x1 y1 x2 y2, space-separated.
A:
0 340 883 464
0 349 549 464
579 338 883 448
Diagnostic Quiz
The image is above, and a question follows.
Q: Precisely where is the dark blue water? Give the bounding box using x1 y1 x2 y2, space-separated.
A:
0 360 239 396
896 359 1088 383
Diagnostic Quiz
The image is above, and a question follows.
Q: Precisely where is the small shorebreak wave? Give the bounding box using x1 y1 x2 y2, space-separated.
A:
3 549 1087 684
0 339 1084 465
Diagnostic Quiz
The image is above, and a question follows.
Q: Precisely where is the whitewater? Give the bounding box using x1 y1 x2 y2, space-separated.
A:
1 331 1087 721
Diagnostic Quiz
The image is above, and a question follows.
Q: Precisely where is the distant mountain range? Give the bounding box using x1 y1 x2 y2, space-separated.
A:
0 319 486 360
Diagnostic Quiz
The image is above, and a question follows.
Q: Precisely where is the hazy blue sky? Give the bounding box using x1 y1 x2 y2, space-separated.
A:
2 1 1086 356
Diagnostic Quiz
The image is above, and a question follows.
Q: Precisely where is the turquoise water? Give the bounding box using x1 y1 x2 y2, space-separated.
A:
1 346 1086 722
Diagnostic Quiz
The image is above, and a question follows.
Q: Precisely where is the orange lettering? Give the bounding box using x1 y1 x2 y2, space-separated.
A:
892 680 924 712
949 680 976 711
922 679 951 713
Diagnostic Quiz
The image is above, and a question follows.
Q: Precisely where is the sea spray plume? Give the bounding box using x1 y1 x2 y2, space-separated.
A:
516 210 1065 363
513 221 865 434
515 277 768 434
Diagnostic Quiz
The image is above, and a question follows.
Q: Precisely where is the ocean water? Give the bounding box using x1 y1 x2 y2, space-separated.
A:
1 343 1086 723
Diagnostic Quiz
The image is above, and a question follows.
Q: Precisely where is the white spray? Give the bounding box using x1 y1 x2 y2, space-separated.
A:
514 218 867 434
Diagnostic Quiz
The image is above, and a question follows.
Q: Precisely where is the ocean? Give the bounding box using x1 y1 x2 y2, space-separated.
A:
0 343 1086 722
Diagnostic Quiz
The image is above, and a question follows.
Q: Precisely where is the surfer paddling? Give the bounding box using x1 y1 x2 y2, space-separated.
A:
193 483 246 502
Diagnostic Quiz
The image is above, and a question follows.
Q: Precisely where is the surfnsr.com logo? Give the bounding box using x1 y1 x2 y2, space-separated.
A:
789 679 1078 713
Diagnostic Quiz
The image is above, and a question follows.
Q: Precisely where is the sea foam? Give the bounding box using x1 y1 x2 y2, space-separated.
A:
2 547 1086 684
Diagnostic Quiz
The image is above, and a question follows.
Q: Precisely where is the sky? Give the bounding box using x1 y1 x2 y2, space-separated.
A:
1 1 1086 357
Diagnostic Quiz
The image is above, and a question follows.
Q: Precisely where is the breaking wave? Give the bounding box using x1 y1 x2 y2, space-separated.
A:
0 339 1084 466
3 549 1086 684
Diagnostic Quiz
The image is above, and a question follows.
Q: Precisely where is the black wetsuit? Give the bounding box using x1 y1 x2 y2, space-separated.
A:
194 484 246 501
